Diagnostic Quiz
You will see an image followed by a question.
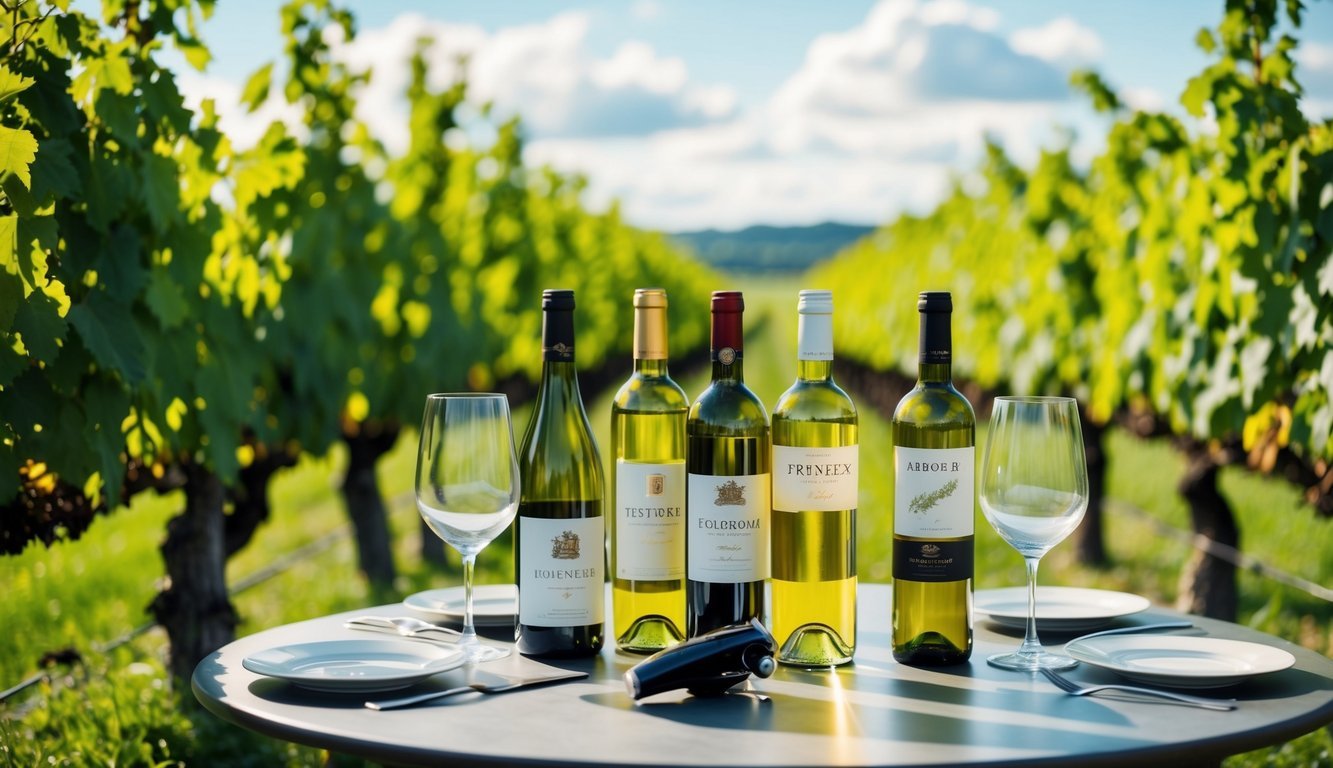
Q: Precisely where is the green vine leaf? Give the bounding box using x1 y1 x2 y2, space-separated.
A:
67 291 148 384
12 291 67 364
0 269 20 334
146 270 190 329
240 63 274 112
85 152 132 233
30 138 80 203
140 151 181 236
0 66 35 105
0 127 39 190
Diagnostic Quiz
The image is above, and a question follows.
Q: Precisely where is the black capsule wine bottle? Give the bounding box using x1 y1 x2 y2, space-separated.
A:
515 289 605 658
892 291 975 666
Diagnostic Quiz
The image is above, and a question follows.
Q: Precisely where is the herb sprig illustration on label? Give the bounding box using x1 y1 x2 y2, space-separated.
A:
909 479 958 515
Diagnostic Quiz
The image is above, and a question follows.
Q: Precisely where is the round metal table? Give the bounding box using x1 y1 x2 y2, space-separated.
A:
193 584 1333 767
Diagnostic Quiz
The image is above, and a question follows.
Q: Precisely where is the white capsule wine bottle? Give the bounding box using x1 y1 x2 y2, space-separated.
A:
772 290 858 667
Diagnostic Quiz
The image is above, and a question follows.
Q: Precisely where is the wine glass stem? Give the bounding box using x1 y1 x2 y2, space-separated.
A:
1020 556 1043 658
461 553 479 646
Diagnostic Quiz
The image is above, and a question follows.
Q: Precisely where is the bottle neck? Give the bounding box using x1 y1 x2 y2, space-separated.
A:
635 358 670 378
798 359 833 382
542 308 576 363
539 306 584 401
918 361 953 384
537 359 585 411
710 309 744 383
633 304 669 366
796 310 833 382
711 357 744 383
917 310 953 384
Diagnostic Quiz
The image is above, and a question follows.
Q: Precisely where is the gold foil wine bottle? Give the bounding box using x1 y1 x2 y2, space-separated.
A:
610 289 689 653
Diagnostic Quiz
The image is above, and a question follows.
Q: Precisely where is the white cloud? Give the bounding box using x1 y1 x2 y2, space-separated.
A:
179 0 1105 231
331 11 735 150
1295 41 1333 118
765 0 1070 161
1010 17 1105 69
517 0 1095 229
631 0 662 21
1121 86 1167 113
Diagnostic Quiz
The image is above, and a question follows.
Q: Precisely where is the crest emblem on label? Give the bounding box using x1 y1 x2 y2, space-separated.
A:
714 479 746 506
920 543 941 557
551 530 580 559
550 342 573 358
717 347 736 365
647 474 665 496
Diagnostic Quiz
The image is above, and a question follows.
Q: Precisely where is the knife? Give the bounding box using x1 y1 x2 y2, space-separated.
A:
366 660 586 710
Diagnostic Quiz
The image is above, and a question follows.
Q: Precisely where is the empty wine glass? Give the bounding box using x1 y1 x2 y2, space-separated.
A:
416 393 520 663
979 396 1089 671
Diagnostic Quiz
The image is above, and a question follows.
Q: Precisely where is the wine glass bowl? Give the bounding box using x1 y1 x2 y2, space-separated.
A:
979 396 1089 671
416 393 520 663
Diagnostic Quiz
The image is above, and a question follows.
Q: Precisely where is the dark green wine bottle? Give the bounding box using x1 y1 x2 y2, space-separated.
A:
515 289 605 658
892 291 975 666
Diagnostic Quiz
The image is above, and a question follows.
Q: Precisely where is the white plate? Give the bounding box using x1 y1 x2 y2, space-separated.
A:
975 587 1151 633
242 639 465 693
1065 635 1295 689
404 584 518 627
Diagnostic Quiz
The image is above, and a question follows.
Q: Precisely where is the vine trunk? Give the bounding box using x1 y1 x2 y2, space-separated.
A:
150 463 237 685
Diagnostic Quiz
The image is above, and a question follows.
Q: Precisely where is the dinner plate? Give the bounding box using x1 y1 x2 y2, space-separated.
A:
1064 635 1295 689
975 587 1151 632
242 639 465 693
403 583 518 627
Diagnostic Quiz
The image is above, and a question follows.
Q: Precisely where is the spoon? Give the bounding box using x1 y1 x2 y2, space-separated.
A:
344 616 461 642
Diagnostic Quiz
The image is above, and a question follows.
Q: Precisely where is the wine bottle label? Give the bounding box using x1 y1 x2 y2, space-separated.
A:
893 446 974 538
518 515 605 626
687 472 771 583
772 445 858 512
615 460 685 580
893 446 973 582
893 536 973 582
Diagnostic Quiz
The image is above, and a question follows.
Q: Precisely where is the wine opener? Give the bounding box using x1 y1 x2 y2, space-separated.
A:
624 618 777 700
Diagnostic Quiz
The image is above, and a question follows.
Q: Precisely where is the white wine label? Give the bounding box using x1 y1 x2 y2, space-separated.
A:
894 446 974 538
615 460 685 580
687 473 771 583
772 444 858 512
518 515 605 626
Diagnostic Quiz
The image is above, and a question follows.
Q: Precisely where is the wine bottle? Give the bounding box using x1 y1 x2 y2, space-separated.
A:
686 291 770 638
771 290 858 667
892 290 975 665
515 289 605 658
610 288 689 653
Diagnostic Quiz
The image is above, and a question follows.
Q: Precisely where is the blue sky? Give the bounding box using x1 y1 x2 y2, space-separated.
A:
175 1 1333 231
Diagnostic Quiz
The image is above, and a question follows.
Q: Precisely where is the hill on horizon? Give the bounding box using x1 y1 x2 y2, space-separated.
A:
669 222 875 273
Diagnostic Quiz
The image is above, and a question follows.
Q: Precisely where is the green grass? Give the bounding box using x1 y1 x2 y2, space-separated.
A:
2 275 1331 766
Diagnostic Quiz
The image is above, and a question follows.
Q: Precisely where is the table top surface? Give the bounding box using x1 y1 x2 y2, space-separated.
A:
193 584 1333 768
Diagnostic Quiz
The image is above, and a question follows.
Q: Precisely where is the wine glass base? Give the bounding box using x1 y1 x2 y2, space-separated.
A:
987 651 1078 672
459 643 511 664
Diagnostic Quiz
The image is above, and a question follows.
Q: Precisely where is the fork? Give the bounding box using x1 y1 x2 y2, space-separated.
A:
1040 667 1238 711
